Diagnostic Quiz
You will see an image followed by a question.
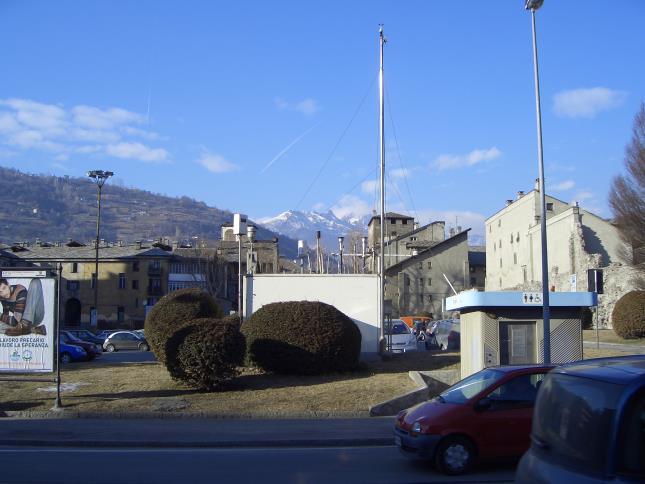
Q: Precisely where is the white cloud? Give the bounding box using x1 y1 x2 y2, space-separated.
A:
551 180 575 192
0 98 169 163
72 105 144 129
415 208 487 241
330 194 372 220
390 168 410 179
106 142 169 162
361 179 378 194
573 190 594 202
433 147 502 171
196 152 240 173
553 87 627 119
274 97 320 116
295 98 320 116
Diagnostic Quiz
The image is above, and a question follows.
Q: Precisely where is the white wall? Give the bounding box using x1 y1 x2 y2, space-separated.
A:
245 274 381 354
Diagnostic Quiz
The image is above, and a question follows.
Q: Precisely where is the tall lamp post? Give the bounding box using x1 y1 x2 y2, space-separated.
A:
525 0 551 364
87 170 114 327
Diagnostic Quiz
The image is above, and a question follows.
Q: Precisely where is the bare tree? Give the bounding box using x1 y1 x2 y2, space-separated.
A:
609 103 645 269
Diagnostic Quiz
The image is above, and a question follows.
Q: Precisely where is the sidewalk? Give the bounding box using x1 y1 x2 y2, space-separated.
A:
0 416 396 448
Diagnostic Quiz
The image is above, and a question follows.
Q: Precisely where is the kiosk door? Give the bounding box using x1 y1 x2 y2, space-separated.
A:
500 322 536 365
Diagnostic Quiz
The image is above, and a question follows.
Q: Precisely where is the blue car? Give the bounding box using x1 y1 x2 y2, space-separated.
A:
59 338 88 363
516 355 645 483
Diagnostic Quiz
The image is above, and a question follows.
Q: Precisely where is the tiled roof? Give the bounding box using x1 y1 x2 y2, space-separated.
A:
1 244 172 261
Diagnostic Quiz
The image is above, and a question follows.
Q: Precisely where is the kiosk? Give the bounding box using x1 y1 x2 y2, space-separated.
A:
445 291 597 379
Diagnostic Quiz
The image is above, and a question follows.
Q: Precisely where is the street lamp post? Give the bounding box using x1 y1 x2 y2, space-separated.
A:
525 0 551 364
338 236 344 274
87 170 113 327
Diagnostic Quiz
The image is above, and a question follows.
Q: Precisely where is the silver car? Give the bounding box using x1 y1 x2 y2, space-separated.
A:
103 331 150 352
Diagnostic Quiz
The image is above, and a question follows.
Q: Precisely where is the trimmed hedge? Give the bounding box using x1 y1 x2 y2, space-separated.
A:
612 291 645 339
144 288 222 364
241 301 361 375
165 317 246 390
581 307 593 330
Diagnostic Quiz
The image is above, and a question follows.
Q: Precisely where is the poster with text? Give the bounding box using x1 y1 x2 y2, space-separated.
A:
0 276 55 373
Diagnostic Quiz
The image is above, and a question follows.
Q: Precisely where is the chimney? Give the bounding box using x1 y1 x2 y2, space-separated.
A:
100 238 105 247
413 222 419 230
534 178 540 191
135 240 142 249
117 239 124 247
505 199 513 206
457 226 462 233
35 238 42 247
449 228 455 237
517 191 525 199
92 240 98 248
172 240 179 250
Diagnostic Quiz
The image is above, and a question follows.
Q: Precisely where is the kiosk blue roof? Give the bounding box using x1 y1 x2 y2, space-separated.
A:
445 291 597 311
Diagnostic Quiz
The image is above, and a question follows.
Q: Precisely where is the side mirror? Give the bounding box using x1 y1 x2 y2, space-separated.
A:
475 397 492 411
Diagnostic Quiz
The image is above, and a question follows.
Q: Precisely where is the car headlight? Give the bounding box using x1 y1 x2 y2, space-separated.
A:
412 421 422 433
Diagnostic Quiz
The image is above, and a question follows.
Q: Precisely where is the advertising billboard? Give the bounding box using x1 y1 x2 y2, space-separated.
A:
0 273 55 373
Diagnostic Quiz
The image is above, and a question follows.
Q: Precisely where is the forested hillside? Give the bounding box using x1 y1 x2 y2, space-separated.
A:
0 167 297 256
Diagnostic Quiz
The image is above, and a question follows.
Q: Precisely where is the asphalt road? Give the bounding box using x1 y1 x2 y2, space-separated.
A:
0 446 516 484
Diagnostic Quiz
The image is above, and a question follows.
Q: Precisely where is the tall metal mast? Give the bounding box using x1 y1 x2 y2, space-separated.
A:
378 25 386 353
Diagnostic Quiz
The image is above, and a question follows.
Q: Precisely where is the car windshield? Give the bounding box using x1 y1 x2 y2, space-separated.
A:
439 368 505 404
386 322 409 335
532 373 623 473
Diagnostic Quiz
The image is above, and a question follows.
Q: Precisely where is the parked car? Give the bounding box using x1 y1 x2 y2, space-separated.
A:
515 355 645 483
96 329 121 339
428 319 460 350
386 319 418 353
103 331 150 352
399 316 432 330
394 364 554 475
60 331 102 359
64 328 106 346
58 338 88 363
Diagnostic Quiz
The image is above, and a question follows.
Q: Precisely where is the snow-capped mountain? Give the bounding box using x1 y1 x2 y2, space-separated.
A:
257 210 368 252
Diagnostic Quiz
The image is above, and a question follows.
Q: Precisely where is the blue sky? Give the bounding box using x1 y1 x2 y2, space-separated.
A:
0 1 643 240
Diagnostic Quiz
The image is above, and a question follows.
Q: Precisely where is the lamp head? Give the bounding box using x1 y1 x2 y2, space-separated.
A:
525 0 544 11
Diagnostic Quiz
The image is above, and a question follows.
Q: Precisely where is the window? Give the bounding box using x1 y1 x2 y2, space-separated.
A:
546 202 553 211
91 273 97 289
389 218 396 224
132 280 139 290
470 277 476 286
419 278 424 286
410 237 417 242
66 280 79 290
427 261 432 269
514 253 518 265
500 258 503 268
510 234 514 244
402 219 408 225
494 242 496 252
405 278 411 286
133 261 140 272
499 239 502 248
70 262 78 273
498 219 501 227
117 306 124 322
419 294 424 303
150 278 161 290
150 260 161 270
118 273 126 289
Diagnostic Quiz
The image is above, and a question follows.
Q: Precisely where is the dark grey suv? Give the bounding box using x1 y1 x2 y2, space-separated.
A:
515 355 645 483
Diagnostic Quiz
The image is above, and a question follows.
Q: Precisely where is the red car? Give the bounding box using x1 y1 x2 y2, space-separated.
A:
394 364 554 475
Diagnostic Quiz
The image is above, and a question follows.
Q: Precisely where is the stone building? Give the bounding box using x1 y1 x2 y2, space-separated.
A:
485 187 639 327
0 239 171 328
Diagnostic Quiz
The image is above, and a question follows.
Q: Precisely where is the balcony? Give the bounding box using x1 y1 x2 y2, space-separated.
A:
148 266 163 276
147 286 164 296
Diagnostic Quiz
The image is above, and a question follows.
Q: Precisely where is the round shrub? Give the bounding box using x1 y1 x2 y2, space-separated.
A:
241 301 361 375
612 291 645 339
144 288 222 364
165 318 245 390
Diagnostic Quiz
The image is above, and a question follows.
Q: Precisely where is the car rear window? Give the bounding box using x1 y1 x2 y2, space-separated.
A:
532 373 623 474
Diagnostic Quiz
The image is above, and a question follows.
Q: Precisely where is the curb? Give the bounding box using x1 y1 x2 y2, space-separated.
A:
0 437 394 449
1 410 371 420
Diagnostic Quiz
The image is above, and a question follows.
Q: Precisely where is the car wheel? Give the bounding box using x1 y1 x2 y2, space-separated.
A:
138 343 149 351
60 352 72 364
435 436 476 475
105 344 116 352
